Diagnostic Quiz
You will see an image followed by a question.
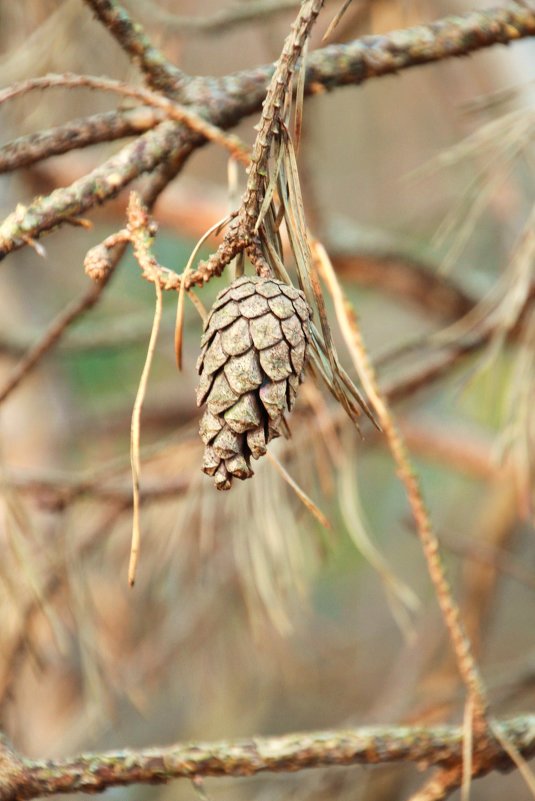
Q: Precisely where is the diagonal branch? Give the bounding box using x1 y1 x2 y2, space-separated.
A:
0 717 533 801
0 120 188 260
0 108 165 174
82 0 189 95
208 3 535 115
0 143 190 406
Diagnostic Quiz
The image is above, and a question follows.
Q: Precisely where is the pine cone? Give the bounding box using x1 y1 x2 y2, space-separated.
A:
196 276 311 490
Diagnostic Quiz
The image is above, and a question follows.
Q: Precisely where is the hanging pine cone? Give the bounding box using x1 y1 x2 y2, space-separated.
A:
196 275 311 490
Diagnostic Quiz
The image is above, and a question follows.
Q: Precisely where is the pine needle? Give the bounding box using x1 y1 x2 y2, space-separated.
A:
267 451 332 531
129 273 163 586
293 38 308 153
461 698 474 801
314 237 489 722
175 214 232 369
322 0 353 41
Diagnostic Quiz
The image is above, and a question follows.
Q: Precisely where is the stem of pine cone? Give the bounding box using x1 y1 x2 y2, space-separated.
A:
197 0 325 277
240 0 324 229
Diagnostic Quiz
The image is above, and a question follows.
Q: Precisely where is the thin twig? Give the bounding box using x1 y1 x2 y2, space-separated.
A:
0 73 250 165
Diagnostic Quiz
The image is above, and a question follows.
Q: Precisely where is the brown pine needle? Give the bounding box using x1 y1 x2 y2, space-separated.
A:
293 38 308 153
175 214 232 369
313 238 489 722
186 289 208 323
322 0 353 41
490 719 535 798
128 269 163 587
461 698 474 801
267 451 332 531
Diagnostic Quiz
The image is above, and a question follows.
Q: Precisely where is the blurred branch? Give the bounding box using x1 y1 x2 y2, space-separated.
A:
126 0 301 36
332 253 475 321
1 4 534 264
0 314 173 356
3 471 190 511
0 108 166 173
0 271 116 405
0 717 533 800
0 148 190 405
83 0 189 95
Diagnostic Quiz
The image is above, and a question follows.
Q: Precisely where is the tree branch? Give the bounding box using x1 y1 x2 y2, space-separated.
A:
82 0 189 95
209 3 535 115
1 3 534 263
0 120 187 260
0 718 533 801
0 144 190 405
0 108 165 174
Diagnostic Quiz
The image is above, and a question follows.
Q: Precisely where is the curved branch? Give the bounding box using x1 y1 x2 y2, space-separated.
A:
82 0 188 95
0 74 249 164
0 717 533 801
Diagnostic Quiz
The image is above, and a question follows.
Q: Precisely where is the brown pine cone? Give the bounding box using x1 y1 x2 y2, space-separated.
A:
196 276 311 490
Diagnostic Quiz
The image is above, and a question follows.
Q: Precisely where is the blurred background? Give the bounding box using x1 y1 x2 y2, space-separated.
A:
0 1 534 799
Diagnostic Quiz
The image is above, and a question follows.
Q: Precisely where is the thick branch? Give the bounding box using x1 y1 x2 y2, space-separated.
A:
83 0 188 94
0 718 533 801
216 2 535 104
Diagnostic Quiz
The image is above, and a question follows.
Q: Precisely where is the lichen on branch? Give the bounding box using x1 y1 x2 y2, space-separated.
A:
0 717 533 801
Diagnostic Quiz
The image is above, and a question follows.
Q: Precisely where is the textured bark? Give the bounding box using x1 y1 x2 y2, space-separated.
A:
0 717 533 801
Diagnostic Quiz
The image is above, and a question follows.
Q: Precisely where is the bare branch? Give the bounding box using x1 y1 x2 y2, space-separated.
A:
0 144 190 404
213 3 535 110
0 120 186 260
82 0 188 95
0 718 533 801
0 108 165 173
198 0 325 277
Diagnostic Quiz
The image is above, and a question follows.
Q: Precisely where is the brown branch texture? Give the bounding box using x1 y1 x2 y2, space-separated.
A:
0 717 533 801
